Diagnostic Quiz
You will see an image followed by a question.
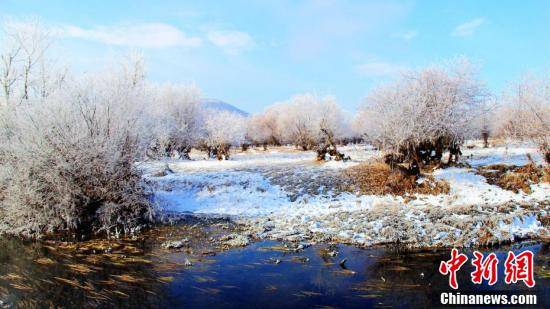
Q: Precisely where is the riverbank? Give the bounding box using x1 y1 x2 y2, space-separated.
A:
144 143 549 248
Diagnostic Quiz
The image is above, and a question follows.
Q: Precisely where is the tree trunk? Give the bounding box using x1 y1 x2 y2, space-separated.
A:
179 147 191 160
316 128 349 161
448 145 462 164
409 159 420 176
215 144 230 160
482 131 489 148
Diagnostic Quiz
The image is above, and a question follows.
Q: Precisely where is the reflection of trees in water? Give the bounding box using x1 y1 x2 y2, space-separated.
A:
0 237 167 307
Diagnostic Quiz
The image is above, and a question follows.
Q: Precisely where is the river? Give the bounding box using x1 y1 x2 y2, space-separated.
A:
0 223 548 308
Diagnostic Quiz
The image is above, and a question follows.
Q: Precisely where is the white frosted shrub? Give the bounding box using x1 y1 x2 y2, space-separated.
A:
246 111 282 147
0 68 153 238
358 58 489 169
201 109 247 160
274 93 349 150
494 74 550 163
147 83 203 159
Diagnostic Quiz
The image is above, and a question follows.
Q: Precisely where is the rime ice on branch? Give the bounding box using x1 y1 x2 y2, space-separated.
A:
356 58 490 174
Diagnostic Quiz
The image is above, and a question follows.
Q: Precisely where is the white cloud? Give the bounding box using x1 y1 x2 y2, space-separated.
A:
207 30 254 55
54 22 256 55
356 60 407 78
394 30 418 41
451 18 485 37
59 23 202 48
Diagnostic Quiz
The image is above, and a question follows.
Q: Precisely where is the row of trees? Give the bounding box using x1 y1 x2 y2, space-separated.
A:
247 60 548 169
2 21 545 166
247 94 352 160
0 20 547 238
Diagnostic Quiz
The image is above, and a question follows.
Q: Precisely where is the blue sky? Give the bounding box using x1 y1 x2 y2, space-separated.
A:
1 0 548 112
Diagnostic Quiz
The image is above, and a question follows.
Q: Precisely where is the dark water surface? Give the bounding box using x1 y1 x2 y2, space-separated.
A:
0 233 548 308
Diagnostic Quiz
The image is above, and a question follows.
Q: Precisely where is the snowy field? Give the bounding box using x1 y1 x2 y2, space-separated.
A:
142 142 549 248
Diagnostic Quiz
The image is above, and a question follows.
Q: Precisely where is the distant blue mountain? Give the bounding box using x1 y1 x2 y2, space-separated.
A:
201 99 249 117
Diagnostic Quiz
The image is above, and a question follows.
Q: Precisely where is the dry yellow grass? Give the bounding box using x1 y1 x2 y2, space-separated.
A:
343 162 449 196
478 163 549 193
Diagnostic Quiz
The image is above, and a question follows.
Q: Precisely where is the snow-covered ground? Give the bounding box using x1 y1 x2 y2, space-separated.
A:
461 142 542 167
142 143 549 248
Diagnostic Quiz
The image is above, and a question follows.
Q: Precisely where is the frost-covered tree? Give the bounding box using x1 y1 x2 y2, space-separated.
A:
254 93 351 160
351 111 370 143
275 96 317 150
0 18 64 105
359 58 489 172
246 109 283 149
0 55 153 238
275 93 349 158
246 114 270 148
494 74 550 164
147 83 203 159
201 109 247 160
314 96 351 160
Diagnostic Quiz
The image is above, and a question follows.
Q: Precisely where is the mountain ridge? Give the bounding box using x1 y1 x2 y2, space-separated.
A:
201 99 249 116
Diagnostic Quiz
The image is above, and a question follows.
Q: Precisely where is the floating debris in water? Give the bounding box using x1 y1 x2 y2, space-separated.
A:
221 234 250 247
34 258 56 265
111 274 144 283
290 256 310 263
162 239 189 249
339 258 347 268
297 290 323 297
184 258 193 266
158 276 175 283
